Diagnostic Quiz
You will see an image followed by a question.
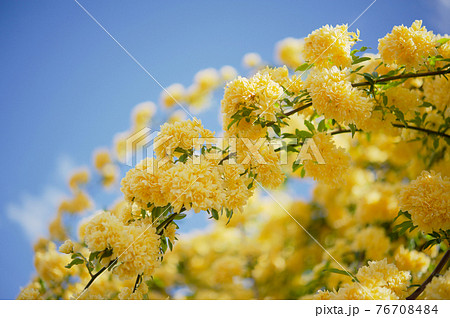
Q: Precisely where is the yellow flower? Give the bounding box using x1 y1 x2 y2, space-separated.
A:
59 240 74 254
394 246 430 276
222 163 253 212
34 242 72 283
58 191 93 214
164 223 177 243
423 268 450 299
68 169 90 190
353 226 390 261
160 83 185 108
17 285 42 300
93 149 112 170
384 86 421 118
159 156 225 213
120 158 170 209
49 212 67 241
304 66 372 125
303 132 351 188
242 52 262 68
212 256 244 284
275 37 305 69
220 65 238 82
303 24 358 68
83 211 161 280
423 75 450 112
378 20 437 69
154 118 215 160
328 259 411 299
131 101 156 131
193 68 220 91
399 170 450 233
356 184 399 224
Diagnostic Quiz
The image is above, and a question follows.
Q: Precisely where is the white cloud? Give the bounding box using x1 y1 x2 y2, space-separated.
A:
6 186 66 243
6 155 76 244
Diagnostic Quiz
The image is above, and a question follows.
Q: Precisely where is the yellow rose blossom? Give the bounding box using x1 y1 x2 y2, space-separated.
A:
423 75 450 112
220 65 238 82
68 169 90 190
242 52 262 68
163 223 177 243
160 83 185 108
378 20 437 69
131 101 156 131
59 240 74 254
352 226 390 261
93 149 112 170
303 24 358 68
394 246 430 276
423 268 450 299
154 118 215 160
399 170 450 233
303 132 351 188
159 156 225 213
304 66 372 125
275 37 305 69
120 158 170 209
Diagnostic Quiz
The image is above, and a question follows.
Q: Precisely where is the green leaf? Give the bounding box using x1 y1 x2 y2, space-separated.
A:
324 268 359 283
296 63 311 72
272 124 281 136
210 208 219 220
352 56 371 65
348 124 357 137
174 213 187 220
304 120 315 133
300 167 306 178
65 258 84 269
318 119 327 132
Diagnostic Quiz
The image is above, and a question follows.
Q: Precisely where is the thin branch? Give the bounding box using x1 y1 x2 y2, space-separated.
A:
352 68 450 88
406 249 450 300
83 258 117 291
156 213 177 235
132 274 143 293
392 124 450 138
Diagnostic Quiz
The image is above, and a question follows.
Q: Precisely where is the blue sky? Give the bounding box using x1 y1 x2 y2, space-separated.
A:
0 0 448 299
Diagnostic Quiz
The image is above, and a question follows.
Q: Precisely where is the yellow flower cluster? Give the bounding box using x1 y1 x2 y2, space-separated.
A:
68 169 89 190
159 156 225 213
58 239 74 254
384 86 421 119
304 66 372 125
58 190 92 214
423 75 450 112
154 118 214 159
319 259 411 300
93 149 118 187
303 24 358 68
356 184 399 224
160 66 235 110
131 102 156 131
378 20 437 69
394 246 430 276
34 241 73 284
275 37 305 69
122 157 253 214
242 52 262 68
399 170 450 233
352 226 390 261
303 133 351 188
82 211 161 280
222 69 284 132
